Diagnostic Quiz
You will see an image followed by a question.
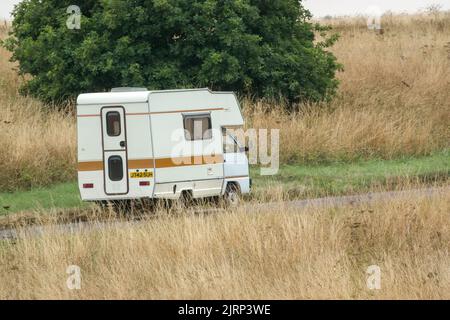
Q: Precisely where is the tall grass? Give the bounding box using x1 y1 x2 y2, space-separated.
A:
0 193 448 299
247 11 450 163
0 26 76 192
0 12 449 191
245 100 448 164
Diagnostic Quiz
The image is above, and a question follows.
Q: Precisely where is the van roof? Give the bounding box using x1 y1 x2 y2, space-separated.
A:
76 88 231 105
77 91 150 105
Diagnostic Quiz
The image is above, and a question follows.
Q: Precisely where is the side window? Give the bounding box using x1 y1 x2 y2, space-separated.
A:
223 134 238 153
108 156 123 181
184 114 212 141
106 111 121 136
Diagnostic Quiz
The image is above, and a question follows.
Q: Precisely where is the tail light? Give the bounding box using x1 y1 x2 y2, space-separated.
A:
139 181 150 186
83 183 94 189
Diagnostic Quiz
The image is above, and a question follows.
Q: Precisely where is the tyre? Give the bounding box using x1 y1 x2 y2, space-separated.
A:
95 200 131 213
180 190 194 209
223 183 241 207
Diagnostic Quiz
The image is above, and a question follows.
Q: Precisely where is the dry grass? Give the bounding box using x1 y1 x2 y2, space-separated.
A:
0 26 76 192
1 12 449 190
0 193 448 299
246 11 450 163
245 100 449 164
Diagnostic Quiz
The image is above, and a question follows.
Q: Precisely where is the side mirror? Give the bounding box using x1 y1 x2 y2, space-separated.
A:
240 146 249 153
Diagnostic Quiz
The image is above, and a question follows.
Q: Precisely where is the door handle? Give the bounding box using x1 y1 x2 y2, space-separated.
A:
120 141 126 148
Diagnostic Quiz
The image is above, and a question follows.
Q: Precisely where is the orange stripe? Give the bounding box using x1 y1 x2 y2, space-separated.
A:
128 159 155 169
77 107 225 118
78 161 104 171
78 156 224 171
77 114 100 118
155 155 224 168
225 175 249 179
128 108 224 116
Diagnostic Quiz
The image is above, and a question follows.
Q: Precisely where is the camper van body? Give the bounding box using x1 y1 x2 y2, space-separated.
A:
77 88 250 202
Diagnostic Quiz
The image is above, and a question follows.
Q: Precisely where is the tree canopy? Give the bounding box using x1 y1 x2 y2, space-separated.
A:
4 0 341 105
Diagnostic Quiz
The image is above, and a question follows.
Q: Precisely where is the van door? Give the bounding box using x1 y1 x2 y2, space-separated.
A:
101 106 129 195
223 132 249 180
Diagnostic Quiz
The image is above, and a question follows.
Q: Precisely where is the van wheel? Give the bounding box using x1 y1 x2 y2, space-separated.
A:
180 190 194 208
94 201 108 210
224 183 241 207
95 200 130 213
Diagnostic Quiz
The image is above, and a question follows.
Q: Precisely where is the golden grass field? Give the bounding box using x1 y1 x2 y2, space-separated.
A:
0 12 449 191
0 191 448 299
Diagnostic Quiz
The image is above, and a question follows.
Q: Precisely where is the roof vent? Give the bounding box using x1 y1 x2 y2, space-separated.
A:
111 87 148 92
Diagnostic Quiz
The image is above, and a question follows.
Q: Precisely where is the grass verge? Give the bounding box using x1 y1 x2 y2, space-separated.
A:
0 182 86 215
251 150 449 200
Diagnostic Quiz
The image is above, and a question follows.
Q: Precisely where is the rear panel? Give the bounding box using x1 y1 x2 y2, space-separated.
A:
77 101 154 201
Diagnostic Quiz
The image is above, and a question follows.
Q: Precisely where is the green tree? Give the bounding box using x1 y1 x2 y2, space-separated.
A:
4 0 341 105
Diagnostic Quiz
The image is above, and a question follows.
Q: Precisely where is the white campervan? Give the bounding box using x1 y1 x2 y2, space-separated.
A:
77 88 250 206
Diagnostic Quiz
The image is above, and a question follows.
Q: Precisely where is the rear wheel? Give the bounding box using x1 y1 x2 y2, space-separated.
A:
180 190 194 209
95 200 131 213
223 183 241 207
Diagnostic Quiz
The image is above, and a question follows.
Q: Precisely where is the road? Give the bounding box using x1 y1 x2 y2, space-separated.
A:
0 187 448 240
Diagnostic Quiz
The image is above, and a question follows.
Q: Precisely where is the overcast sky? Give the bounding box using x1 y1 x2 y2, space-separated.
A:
1 0 449 20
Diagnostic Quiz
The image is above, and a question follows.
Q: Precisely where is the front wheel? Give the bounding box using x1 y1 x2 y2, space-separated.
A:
223 184 241 207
